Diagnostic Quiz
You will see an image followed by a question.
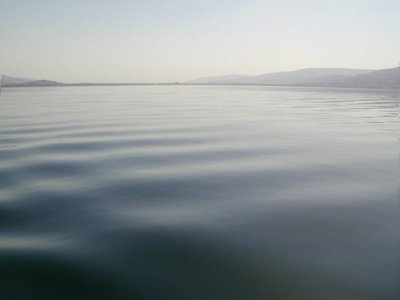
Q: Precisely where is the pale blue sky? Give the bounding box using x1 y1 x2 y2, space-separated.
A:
1 0 399 82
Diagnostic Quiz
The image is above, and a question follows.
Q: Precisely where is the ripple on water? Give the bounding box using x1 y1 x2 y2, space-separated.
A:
0 86 398 299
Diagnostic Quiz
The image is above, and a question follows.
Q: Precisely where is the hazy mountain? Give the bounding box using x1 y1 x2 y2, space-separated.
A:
246 68 373 85
188 67 399 89
3 67 398 89
1 75 62 87
1 75 34 85
189 68 373 85
14 80 63 87
303 67 400 89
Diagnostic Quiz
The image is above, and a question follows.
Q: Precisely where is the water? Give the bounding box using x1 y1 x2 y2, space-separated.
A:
0 85 398 299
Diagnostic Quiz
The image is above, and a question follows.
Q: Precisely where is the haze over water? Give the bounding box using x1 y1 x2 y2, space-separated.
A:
0 85 398 299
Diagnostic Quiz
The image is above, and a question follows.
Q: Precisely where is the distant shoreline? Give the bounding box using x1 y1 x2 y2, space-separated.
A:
2 82 398 90
3 67 398 90
2 82 179 88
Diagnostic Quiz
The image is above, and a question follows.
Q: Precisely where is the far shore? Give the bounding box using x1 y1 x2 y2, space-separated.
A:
2 82 398 91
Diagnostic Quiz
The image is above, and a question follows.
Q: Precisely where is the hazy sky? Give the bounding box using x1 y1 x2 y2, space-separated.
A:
1 0 399 82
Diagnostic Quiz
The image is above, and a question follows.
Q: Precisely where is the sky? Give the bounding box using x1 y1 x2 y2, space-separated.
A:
0 0 399 83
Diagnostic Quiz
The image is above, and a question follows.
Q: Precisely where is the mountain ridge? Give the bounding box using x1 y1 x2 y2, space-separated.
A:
2 67 399 89
189 67 399 89
1 75 35 85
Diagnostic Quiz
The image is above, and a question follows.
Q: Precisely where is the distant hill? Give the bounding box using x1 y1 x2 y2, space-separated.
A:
247 68 373 85
3 67 399 89
8 80 63 87
188 67 400 89
1 75 63 87
189 68 372 85
302 67 400 89
1 75 34 85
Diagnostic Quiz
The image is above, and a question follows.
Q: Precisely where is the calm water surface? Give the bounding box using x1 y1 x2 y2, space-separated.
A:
0 85 398 299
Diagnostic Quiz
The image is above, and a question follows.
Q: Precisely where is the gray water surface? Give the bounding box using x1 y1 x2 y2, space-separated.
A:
0 85 398 299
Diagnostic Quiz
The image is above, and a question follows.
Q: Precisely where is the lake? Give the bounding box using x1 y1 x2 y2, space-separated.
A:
0 85 398 299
